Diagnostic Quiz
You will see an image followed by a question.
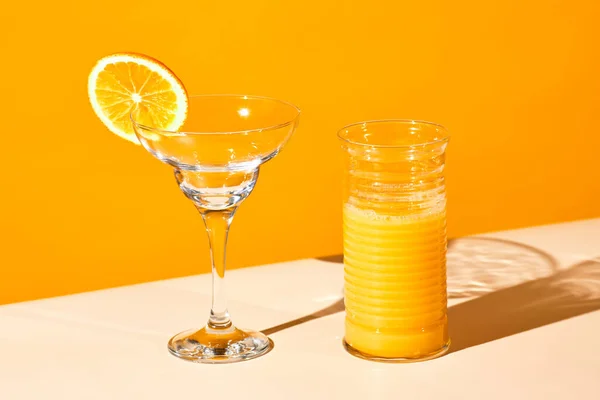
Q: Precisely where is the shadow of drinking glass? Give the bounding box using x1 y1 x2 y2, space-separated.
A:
263 240 600 355
448 256 600 352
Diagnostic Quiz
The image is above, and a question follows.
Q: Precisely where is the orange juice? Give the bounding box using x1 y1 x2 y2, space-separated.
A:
338 119 450 361
343 203 449 359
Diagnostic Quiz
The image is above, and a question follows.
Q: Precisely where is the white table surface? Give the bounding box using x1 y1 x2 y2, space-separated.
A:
1 219 599 399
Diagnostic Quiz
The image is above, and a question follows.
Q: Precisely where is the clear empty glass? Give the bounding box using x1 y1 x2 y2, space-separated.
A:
132 95 300 363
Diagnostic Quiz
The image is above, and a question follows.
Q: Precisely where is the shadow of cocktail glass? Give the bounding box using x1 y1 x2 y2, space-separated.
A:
262 238 600 354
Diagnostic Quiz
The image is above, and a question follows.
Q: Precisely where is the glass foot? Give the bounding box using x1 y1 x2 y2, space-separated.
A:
167 326 273 364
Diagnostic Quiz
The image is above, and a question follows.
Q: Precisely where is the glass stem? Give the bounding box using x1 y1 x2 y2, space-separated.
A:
200 208 237 331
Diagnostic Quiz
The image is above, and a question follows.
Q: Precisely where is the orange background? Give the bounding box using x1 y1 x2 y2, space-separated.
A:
2 1 599 305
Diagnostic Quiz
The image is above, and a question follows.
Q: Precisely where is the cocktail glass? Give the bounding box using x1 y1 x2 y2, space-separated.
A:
131 95 300 363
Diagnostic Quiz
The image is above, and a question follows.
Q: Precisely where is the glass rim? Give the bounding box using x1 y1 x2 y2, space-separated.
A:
130 94 301 136
337 119 450 148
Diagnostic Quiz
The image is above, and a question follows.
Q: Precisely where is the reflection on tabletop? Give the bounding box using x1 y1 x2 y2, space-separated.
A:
263 238 600 355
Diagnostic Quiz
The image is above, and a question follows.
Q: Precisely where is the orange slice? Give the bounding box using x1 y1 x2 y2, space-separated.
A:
87 53 188 144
